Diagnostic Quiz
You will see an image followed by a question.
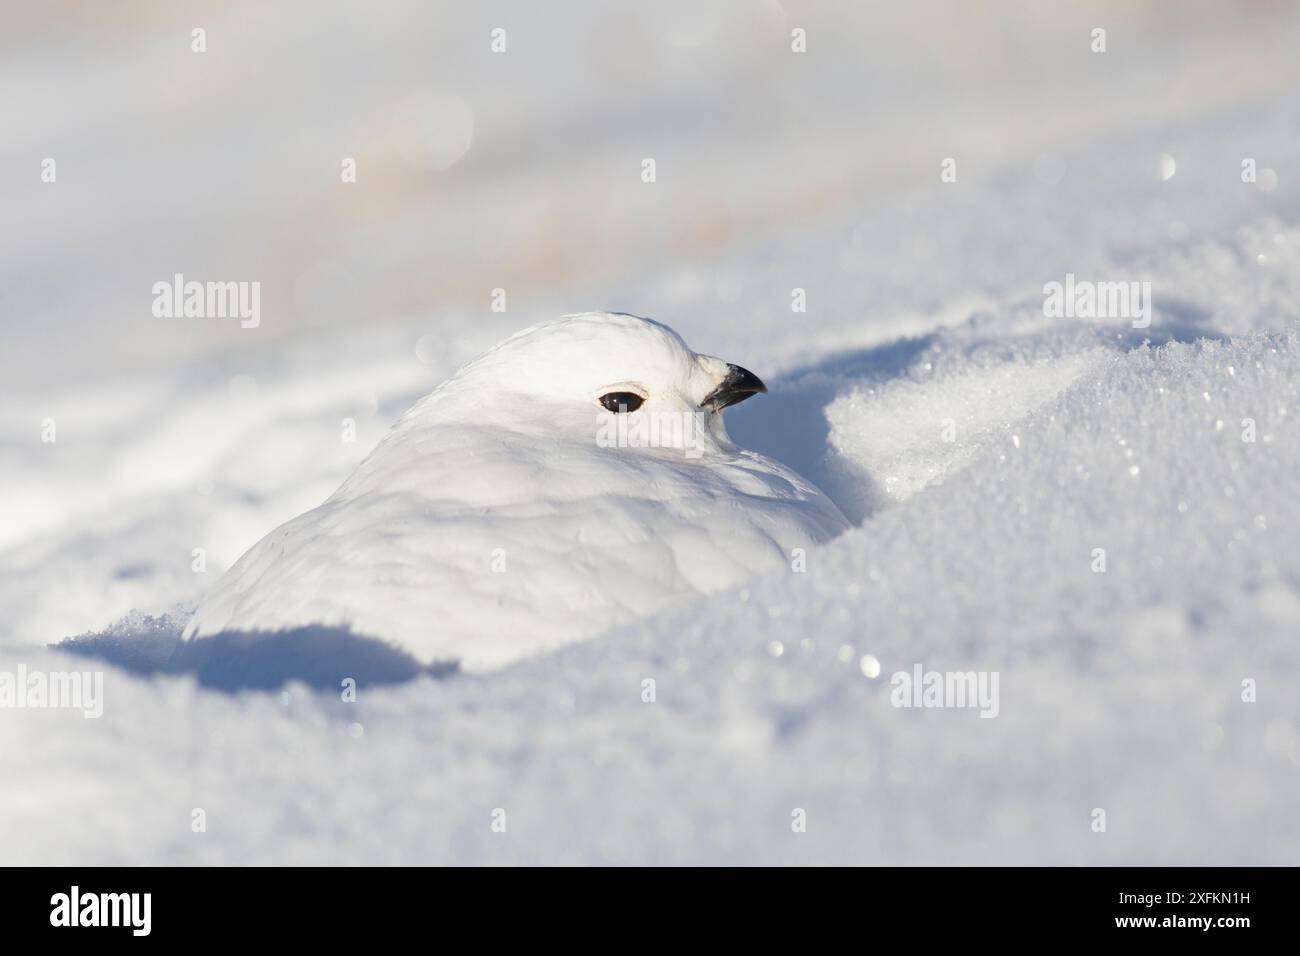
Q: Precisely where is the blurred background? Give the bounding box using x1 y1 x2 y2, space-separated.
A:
4 0 1299 388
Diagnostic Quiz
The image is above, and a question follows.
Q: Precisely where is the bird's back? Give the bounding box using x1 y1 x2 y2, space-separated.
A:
182 423 847 671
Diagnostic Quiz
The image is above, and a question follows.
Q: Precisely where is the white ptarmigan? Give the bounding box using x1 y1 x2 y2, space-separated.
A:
179 313 848 673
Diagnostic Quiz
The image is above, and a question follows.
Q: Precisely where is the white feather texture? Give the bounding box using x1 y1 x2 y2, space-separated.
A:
179 313 848 672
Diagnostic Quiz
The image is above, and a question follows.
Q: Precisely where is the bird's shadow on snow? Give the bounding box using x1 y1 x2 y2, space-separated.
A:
727 334 933 522
54 622 459 692
727 315 1225 524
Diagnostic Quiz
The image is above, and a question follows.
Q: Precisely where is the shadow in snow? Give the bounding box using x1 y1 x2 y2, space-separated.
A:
727 316 1227 524
727 334 936 523
54 622 457 692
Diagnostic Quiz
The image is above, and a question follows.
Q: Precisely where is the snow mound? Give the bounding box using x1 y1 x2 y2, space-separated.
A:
826 341 1111 512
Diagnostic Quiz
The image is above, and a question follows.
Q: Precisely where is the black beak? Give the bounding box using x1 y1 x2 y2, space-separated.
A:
701 364 767 411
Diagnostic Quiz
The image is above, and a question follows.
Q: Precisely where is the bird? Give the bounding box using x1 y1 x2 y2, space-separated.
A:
176 312 849 676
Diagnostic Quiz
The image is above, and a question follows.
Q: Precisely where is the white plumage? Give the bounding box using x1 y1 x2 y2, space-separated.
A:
180 313 848 672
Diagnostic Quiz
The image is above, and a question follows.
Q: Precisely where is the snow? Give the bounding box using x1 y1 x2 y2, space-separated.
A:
2 3 1299 864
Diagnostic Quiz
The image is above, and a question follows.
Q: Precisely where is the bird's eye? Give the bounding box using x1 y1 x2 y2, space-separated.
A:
599 391 644 413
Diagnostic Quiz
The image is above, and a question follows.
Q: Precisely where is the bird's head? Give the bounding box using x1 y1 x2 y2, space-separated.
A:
428 312 767 458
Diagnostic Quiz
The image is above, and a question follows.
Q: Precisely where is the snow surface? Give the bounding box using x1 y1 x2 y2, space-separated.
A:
3 4 1300 864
